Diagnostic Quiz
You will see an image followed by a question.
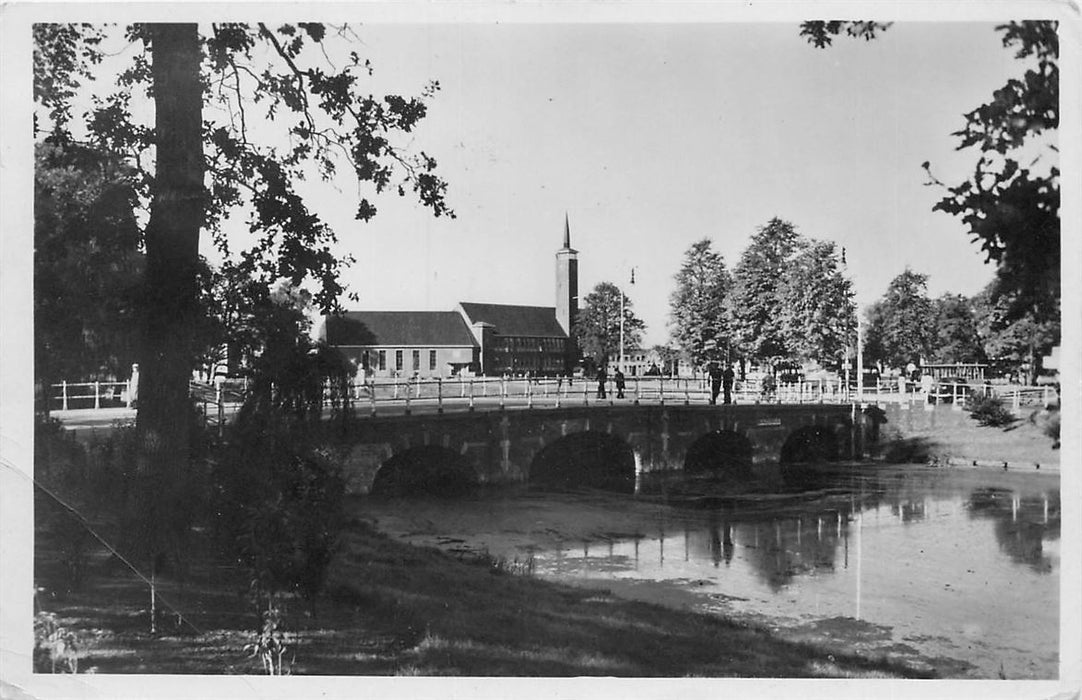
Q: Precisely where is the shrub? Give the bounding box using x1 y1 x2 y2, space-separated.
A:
214 338 352 622
966 392 1016 428
33 610 80 673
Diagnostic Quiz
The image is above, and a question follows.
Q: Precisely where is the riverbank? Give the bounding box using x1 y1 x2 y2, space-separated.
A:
33 504 931 678
875 403 1060 471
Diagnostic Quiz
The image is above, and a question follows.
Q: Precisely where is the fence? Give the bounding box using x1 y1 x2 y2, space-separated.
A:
47 381 134 411
51 375 1058 422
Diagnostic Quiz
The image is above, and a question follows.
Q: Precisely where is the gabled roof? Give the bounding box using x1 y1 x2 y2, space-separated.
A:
458 302 567 338
324 311 477 347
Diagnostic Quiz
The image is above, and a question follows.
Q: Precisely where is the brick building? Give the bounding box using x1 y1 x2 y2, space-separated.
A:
320 217 580 377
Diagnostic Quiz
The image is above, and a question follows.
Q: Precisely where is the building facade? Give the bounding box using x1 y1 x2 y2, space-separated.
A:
322 217 582 377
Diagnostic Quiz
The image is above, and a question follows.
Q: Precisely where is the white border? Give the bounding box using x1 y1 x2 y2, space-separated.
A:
2 3 1078 699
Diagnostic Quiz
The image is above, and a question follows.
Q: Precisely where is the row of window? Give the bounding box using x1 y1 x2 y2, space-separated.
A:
362 349 439 372
493 337 565 352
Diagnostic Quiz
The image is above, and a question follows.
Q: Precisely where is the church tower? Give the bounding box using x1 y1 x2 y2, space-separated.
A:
555 214 579 371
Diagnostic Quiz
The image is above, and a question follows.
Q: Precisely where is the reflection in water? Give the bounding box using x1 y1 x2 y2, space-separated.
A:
365 466 1061 679
966 487 1060 573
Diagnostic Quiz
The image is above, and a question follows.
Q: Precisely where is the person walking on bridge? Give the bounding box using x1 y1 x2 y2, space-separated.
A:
707 362 722 405
723 363 735 404
596 365 608 400
614 368 626 399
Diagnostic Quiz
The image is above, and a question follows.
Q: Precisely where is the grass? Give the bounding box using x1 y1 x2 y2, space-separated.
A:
33 503 932 678
877 404 1060 468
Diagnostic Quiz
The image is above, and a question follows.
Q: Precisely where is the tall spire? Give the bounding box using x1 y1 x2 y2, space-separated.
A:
563 212 571 249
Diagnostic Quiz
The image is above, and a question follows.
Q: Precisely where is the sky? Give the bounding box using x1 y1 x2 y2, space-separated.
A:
29 15 1052 348
253 20 1030 347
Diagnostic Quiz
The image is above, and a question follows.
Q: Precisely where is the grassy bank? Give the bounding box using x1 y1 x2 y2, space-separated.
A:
33 501 931 678
876 403 1060 470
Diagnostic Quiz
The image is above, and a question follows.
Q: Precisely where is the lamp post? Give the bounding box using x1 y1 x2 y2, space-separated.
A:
619 268 636 373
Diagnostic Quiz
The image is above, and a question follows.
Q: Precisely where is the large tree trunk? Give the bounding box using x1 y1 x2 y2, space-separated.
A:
131 24 204 566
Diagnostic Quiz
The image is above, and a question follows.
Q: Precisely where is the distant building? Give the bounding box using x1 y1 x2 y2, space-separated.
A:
319 310 477 379
320 216 581 377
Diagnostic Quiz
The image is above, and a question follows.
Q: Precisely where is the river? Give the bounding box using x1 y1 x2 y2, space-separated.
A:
355 463 1060 679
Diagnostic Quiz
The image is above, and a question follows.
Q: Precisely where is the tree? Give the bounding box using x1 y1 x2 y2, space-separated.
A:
669 239 733 366
34 23 453 567
727 217 803 364
777 240 856 367
863 269 935 369
972 281 1059 385
929 293 985 364
572 282 645 368
34 140 144 412
801 21 1060 345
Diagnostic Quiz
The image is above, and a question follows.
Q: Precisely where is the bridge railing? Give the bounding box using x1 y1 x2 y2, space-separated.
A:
50 375 1058 423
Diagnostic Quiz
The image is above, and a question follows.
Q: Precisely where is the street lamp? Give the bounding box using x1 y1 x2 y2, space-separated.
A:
619 267 636 373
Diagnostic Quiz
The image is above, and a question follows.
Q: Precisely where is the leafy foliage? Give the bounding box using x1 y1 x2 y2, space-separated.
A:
215 327 353 618
34 23 453 571
34 141 143 394
929 294 986 364
34 610 81 673
966 392 1016 428
669 239 733 366
572 282 645 368
971 279 1059 384
798 21 893 48
776 240 855 366
863 269 936 369
802 20 1059 350
727 218 803 363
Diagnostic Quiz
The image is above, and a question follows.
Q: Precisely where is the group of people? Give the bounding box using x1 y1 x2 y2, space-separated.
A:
592 361 737 404
707 362 736 405
594 366 627 399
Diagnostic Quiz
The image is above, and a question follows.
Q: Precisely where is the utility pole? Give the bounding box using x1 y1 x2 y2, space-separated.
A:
619 268 636 372
856 314 864 403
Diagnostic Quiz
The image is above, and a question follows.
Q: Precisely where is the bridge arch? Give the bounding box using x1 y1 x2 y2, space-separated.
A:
779 425 842 464
529 430 636 493
684 430 754 480
370 445 478 497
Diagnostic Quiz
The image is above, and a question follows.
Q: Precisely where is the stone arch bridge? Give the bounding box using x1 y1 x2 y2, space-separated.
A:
339 404 868 494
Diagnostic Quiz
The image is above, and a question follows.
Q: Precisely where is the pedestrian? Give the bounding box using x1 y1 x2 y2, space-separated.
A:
614 368 626 399
596 365 608 399
707 362 722 405
722 363 735 404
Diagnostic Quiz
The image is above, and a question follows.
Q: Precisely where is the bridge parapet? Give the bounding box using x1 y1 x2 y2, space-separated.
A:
339 403 866 495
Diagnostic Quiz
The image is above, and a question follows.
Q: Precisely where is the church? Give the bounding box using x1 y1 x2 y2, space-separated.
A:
319 217 580 378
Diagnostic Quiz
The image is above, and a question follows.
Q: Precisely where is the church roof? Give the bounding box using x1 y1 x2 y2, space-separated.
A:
457 302 567 338
323 311 477 347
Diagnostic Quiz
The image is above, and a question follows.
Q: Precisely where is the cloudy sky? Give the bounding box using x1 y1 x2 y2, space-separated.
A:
282 19 1033 346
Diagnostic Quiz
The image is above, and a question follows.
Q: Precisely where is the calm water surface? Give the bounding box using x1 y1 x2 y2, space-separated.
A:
359 464 1060 679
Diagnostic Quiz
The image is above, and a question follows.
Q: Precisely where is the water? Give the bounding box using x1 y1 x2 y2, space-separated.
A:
357 464 1060 679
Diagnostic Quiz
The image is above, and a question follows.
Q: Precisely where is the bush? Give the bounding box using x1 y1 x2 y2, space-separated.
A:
1030 407 1060 448
966 392 1016 428
34 610 80 673
214 339 352 621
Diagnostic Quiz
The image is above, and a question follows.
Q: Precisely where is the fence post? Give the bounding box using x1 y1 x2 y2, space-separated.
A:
1013 387 1020 413
61 381 68 411
92 381 100 409
217 385 224 437
437 378 443 414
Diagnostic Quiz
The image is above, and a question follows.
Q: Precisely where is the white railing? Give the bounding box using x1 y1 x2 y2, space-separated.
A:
50 376 1059 420
48 380 134 411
